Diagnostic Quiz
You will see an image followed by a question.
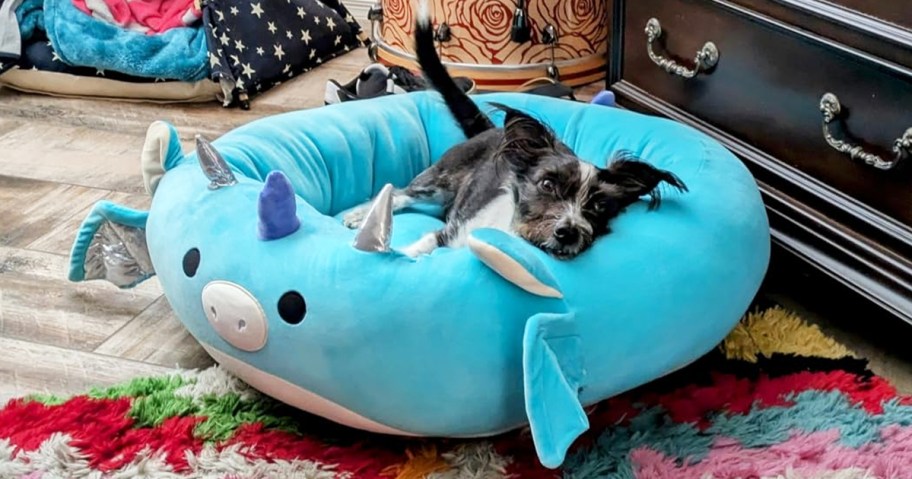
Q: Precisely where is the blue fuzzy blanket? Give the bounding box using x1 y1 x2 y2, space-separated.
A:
9 0 208 81
16 0 44 40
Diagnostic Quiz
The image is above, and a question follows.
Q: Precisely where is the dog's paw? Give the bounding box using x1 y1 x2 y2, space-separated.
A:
400 245 423 258
400 233 439 258
342 206 369 229
400 232 439 258
401 244 433 258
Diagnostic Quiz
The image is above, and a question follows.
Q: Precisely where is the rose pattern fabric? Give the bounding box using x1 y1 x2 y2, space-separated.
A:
379 0 413 58
379 0 607 66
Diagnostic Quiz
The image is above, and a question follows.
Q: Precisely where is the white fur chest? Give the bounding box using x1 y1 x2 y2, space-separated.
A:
450 191 517 247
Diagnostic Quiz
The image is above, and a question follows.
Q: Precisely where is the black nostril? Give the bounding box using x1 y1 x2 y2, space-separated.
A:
278 291 307 324
555 227 579 245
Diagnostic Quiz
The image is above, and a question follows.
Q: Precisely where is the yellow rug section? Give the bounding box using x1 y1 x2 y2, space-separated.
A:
383 446 450 479
720 306 854 362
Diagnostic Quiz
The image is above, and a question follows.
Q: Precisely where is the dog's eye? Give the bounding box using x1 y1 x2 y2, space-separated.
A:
591 198 615 215
538 179 556 193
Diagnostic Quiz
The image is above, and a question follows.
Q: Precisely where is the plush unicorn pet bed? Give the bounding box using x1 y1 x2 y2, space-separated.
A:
68 92 770 468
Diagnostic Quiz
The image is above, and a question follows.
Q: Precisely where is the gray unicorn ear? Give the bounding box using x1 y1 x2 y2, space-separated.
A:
353 184 394 253
196 134 237 189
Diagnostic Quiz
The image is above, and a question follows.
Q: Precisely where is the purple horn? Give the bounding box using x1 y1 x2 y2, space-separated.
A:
258 171 301 241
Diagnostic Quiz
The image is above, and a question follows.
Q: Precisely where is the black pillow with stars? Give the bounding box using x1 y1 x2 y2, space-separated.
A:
202 0 365 109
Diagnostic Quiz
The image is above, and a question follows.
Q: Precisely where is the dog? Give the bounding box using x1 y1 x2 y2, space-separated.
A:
343 11 688 260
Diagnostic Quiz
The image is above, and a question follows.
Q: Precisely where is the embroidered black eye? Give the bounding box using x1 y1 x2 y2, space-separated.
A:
278 291 307 324
182 248 200 277
539 178 556 193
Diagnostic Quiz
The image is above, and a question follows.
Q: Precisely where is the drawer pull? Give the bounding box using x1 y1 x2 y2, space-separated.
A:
645 18 719 78
819 93 912 171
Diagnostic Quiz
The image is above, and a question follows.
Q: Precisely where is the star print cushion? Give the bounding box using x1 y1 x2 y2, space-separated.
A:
203 0 365 108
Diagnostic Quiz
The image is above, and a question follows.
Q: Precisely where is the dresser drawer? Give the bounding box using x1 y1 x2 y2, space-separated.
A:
729 0 912 70
826 0 912 31
617 0 912 227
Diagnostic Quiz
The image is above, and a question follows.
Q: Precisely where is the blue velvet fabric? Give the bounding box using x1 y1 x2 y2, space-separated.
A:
69 92 770 468
15 0 43 41
43 0 208 81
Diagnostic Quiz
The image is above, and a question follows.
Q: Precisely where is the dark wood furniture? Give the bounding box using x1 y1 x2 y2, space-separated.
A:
605 0 912 323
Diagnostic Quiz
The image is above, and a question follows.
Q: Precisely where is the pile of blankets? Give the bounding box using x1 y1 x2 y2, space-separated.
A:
0 0 364 106
1 0 208 82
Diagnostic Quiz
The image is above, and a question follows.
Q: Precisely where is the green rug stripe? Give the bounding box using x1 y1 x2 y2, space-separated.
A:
21 393 68 406
194 393 304 441
88 374 188 400
24 371 305 442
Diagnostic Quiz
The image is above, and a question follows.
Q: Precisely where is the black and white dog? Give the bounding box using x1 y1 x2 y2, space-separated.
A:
344 11 687 259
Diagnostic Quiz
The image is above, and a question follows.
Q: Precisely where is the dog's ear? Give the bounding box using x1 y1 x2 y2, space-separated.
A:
489 103 557 170
599 156 688 210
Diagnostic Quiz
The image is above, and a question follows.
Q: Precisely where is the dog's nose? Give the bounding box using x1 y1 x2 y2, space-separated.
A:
554 226 580 245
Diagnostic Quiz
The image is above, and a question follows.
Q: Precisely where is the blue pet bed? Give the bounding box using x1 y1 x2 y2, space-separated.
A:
68 92 770 468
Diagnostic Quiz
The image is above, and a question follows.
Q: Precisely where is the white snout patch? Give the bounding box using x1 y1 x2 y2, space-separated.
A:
201 281 268 352
562 203 593 236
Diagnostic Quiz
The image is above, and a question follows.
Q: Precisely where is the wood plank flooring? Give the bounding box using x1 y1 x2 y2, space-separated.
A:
0 48 603 404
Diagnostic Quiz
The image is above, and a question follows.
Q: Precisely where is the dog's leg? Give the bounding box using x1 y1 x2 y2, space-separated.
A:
343 184 447 228
401 230 442 258
401 216 471 258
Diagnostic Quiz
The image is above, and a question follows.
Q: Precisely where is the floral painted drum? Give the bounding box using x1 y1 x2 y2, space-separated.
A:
368 0 608 90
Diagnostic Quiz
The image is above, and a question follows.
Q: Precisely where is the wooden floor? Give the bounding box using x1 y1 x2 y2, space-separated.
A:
0 49 602 404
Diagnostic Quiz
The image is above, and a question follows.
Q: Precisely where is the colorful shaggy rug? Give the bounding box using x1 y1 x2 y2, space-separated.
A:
2 306 911 478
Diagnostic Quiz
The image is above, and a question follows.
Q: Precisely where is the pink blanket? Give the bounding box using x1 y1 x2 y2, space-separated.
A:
73 0 201 34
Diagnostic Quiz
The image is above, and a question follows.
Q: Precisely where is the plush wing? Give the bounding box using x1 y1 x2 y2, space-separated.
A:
68 201 154 288
468 228 586 467
467 228 563 298
522 311 589 469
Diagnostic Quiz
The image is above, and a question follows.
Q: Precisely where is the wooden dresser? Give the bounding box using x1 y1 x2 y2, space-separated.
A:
605 0 912 323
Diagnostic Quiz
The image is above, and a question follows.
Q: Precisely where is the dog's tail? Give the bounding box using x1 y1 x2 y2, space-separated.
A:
415 3 494 138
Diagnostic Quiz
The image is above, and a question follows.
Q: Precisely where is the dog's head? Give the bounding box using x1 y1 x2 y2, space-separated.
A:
492 104 688 259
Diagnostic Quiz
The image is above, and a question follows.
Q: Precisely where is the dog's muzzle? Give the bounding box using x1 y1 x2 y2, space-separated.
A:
554 226 580 246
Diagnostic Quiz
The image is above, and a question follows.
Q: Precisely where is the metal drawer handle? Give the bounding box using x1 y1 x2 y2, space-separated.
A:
645 18 719 78
819 93 912 171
